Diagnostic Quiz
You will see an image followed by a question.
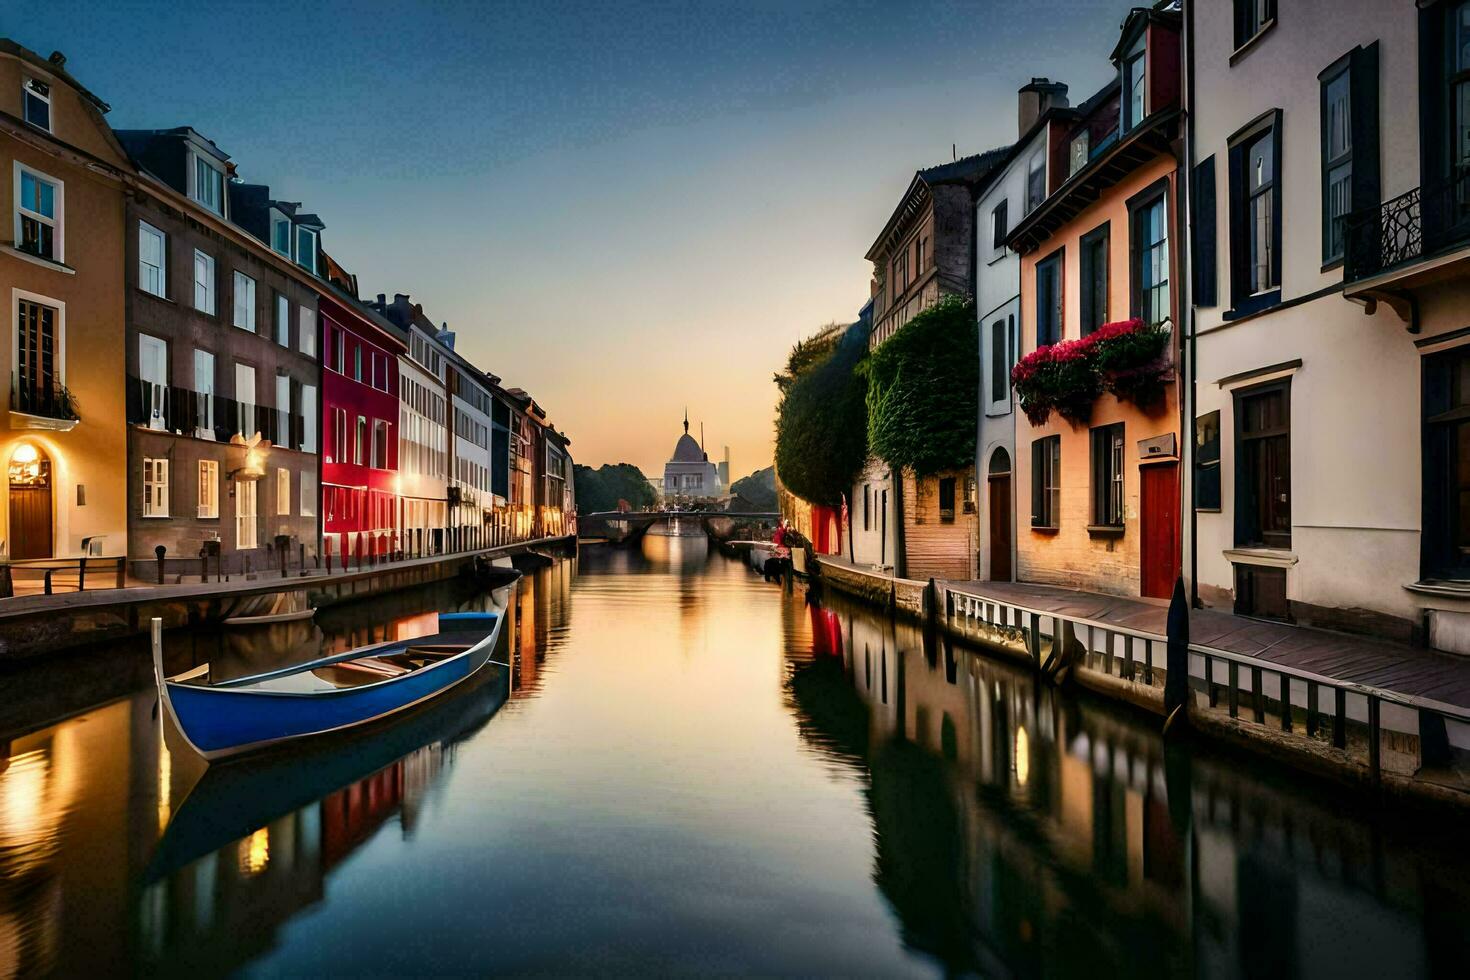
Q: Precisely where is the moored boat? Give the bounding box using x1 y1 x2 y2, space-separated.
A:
151 609 504 763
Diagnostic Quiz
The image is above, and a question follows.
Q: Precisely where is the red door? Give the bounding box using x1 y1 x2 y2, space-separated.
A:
988 473 1012 581
1140 462 1180 599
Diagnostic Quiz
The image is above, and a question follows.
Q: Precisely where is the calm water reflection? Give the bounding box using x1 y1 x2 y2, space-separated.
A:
2 540 1468 977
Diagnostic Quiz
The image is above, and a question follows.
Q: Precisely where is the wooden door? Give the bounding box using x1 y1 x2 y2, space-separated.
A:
988 473 1012 581
9 484 52 559
1140 462 1180 599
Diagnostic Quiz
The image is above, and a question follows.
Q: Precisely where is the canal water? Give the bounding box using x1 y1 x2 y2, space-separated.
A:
3 535 1468 977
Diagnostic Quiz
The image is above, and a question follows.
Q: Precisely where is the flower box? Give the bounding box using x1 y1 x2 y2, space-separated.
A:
1011 318 1173 427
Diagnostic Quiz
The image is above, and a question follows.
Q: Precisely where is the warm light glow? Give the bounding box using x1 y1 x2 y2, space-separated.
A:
238 827 270 876
11 443 38 465
1014 725 1030 787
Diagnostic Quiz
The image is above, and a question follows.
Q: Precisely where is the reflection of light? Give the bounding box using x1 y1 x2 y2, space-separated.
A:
11 442 38 464
1014 725 1030 786
157 718 171 833
238 827 270 876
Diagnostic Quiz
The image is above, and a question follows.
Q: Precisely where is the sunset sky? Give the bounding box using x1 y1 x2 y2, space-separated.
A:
21 0 1129 481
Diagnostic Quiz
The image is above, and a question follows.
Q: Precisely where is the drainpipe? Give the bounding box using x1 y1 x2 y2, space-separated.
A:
1183 0 1199 608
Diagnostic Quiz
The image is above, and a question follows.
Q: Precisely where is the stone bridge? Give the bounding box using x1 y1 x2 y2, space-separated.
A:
578 511 779 544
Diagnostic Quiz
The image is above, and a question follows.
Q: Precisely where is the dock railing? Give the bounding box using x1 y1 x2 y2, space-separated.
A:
942 584 1470 796
0 555 127 597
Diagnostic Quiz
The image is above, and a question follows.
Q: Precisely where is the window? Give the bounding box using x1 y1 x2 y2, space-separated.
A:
22 77 50 131
235 362 256 437
188 249 214 313
301 383 318 453
1031 435 1061 528
193 155 224 215
1026 151 1046 213
1069 131 1089 176
276 467 291 516
1424 346 1470 578
1234 380 1291 548
1123 38 1146 131
1091 423 1125 527
1227 114 1282 309
938 477 957 524
236 479 258 549
275 374 291 447
1079 223 1109 335
198 459 219 518
373 418 390 467
1132 189 1170 325
15 297 61 418
193 349 215 439
272 216 292 257
299 306 316 357
863 485 871 531
232 272 256 331
354 343 363 382
301 469 317 517
990 318 1009 405
355 415 367 465
1233 0 1276 50
143 458 169 517
139 333 167 431
991 199 1009 251
1035 250 1063 346
915 235 927 274
331 407 347 463
296 226 317 271
15 164 62 262
330 326 344 373
139 222 166 297
275 293 290 347
1320 46 1379 266
1195 410 1221 510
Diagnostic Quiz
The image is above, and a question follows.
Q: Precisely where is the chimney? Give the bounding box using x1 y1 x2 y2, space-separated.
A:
48 51 66 68
1017 78 1069 137
376 293 386 307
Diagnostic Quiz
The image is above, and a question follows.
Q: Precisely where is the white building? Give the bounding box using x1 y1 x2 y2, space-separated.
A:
1185 0 1470 651
662 413 722 502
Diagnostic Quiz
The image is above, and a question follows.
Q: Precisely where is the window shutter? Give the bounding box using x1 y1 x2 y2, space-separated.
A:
1031 439 1045 524
1350 43 1381 216
1270 120 1284 290
1191 156 1218 306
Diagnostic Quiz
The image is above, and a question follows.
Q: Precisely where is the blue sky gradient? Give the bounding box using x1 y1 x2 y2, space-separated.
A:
18 0 1133 478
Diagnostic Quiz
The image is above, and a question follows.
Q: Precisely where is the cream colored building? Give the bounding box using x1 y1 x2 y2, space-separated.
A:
1185 1 1470 651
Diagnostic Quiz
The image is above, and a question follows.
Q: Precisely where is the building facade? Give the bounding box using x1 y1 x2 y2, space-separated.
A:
1186 0 1470 650
866 151 1006 580
0 43 130 566
447 356 496 549
1009 8 1183 600
662 412 722 504
317 276 405 564
114 129 321 577
974 80 1072 583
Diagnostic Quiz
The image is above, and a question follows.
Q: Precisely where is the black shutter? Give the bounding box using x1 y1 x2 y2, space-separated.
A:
1350 43 1381 215
1191 156 1218 307
1090 428 1103 525
993 200 1008 249
1270 119 1284 291
1031 439 1044 525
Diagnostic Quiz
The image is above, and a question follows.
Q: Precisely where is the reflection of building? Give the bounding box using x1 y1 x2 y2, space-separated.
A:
662 411 723 503
115 128 323 576
1 42 130 562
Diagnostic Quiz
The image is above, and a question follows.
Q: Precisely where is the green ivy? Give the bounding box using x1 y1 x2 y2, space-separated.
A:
862 296 978 476
774 323 869 506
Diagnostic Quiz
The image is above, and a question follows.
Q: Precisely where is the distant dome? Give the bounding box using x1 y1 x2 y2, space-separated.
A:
670 432 705 462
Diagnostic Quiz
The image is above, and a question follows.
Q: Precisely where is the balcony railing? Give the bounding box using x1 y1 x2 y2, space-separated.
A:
1344 170 1470 283
10 376 79 422
126 377 308 450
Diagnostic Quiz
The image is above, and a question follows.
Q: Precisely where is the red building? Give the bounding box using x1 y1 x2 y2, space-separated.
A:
316 274 407 563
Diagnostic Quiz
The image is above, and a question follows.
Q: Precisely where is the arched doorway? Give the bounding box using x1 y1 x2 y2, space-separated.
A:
8 443 53 560
987 448 1012 581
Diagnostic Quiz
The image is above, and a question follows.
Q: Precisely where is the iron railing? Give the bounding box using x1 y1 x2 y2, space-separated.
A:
126 377 307 450
10 376 79 422
1344 170 1470 282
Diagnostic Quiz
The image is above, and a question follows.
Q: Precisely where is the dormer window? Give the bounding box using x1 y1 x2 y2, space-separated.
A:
192 155 224 215
1122 37 1146 132
23 78 50 132
296 226 317 272
1069 132 1090 176
271 215 292 257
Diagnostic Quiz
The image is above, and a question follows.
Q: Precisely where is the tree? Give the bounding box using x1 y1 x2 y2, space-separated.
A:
862 295 978 475
730 466 777 509
773 321 868 506
573 463 657 513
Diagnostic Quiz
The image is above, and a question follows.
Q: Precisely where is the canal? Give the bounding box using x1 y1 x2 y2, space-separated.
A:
3 534 1468 977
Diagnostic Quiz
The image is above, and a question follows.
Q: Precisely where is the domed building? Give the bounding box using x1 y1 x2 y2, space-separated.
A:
663 411 723 502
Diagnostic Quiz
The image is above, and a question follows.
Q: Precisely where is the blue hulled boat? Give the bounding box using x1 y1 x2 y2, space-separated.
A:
152 610 504 762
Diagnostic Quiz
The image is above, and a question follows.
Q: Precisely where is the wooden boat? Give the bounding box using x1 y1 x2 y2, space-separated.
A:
151 609 504 763
220 588 314 627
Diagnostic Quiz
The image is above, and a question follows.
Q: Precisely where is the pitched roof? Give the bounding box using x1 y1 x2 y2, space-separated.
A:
866 145 1011 260
0 39 110 112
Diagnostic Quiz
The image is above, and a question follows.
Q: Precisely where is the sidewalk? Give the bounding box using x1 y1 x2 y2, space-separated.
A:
942 578 1470 713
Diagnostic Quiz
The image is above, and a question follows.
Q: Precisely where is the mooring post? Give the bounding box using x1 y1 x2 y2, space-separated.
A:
154 545 166 585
